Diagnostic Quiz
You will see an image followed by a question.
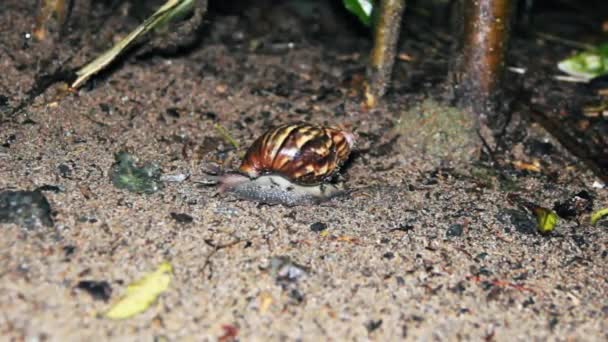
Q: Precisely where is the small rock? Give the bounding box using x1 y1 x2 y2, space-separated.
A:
110 152 163 194
75 280 112 301
446 224 463 237
57 164 72 178
553 190 593 220
383 252 395 259
0 190 53 228
270 256 308 284
365 319 383 333
36 184 62 193
160 173 189 182
214 206 239 216
170 212 193 224
63 245 76 259
309 222 327 232
287 288 305 304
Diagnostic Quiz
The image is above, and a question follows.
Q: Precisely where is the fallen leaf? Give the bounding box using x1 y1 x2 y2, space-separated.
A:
512 160 541 172
105 261 173 319
533 206 558 234
508 193 558 234
258 291 273 314
591 208 608 225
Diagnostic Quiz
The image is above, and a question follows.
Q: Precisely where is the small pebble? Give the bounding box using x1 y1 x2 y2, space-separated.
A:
446 224 463 237
160 173 189 182
309 222 327 232
365 319 383 333
75 280 112 301
383 252 395 259
0 190 53 228
170 212 193 224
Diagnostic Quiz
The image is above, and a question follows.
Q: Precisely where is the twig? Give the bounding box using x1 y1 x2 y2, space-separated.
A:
214 123 240 150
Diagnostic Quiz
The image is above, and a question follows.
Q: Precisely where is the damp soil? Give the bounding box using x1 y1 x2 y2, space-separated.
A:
0 1 607 340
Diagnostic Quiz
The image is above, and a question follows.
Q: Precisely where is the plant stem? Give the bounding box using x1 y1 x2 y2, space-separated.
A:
365 0 406 108
454 0 514 120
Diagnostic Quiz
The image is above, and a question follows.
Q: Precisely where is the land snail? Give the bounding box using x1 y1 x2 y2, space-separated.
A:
213 122 356 206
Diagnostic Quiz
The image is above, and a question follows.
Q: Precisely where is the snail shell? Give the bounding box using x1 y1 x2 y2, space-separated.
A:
218 123 355 205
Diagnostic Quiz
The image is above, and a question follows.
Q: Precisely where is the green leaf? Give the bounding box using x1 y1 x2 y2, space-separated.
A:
105 261 173 319
110 152 163 194
590 208 608 225
343 0 374 26
533 206 558 234
558 43 608 81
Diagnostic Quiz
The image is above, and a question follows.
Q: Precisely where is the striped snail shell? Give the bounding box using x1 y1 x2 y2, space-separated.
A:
239 122 355 184
218 123 356 205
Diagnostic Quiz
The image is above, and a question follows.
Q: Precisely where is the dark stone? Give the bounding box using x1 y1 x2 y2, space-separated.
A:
99 103 111 113
288 288 305 304
309 222 327 232
477 267 493 276
0 94 8 107
75 280 112 301
475 252 488 261
548 317 559 331
57 164 72 178
365 319 383 333
446 224 463 237
571 235 587 248
450 281 466 294
497 209 536 234
522 297 535 307
553 190 593 220
0 190 53 228
63 245 76 258
393 223 414 232
165 107 180 118
201 111 217 120
2 134 16 148
36 184 62 193
383 252 395 259
170 212 194 224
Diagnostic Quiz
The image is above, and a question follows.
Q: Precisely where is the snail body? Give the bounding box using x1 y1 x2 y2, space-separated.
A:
218 123 355 205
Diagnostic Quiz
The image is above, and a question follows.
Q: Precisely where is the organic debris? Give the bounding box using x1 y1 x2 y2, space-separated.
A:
0 190 53 229
558 43 608 81
591 208 608 225
508 194 559 234
72 0 201 88
105 261 173 319
110 152 163 194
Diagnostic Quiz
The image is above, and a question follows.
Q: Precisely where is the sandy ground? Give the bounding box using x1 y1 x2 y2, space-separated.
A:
1 1 607 340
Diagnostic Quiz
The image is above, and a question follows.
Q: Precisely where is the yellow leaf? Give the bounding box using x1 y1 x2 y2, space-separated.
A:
105 261 173 319
533 207 558 233
512 160 541 172
258 291 273 314
591 208 608 225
